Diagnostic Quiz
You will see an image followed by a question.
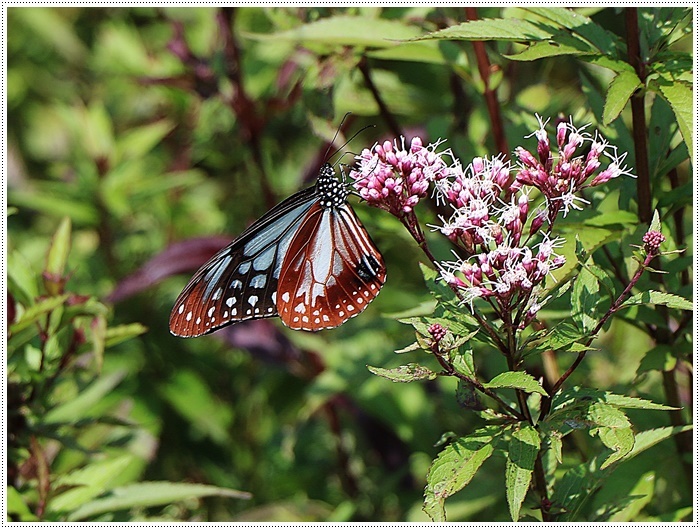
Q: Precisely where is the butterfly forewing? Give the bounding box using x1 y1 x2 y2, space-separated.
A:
277 202 386 330
169 187 317 337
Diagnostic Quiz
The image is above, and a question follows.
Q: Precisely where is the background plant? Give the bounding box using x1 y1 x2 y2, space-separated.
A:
7 6 692 522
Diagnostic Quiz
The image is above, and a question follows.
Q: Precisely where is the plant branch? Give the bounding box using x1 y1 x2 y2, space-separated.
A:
464 7 509 157
432 342 525 420
625 7 652 224
548 252 655 399
358 56 404 139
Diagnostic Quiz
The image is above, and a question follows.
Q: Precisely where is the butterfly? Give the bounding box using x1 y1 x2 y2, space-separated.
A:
169 163 386 337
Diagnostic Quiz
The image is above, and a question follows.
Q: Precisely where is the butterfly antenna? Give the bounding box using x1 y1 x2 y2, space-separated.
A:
325 120 376 163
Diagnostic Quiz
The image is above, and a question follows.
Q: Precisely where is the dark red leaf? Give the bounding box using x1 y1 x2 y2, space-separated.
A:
106 236 232 303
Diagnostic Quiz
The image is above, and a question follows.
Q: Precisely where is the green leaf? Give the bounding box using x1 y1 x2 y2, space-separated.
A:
50 455 136 512
484 371 548 397
602 71 642 124
104 323 148 348
621 425 692 461
115 120 174 162
506 36 593 61
636 345 677 376
423 428 499 521
10 294 69 334
44 369 127 423
571 266 600 333
8 250 39 305
68 481 251 521
620 290 692 311
419 262 459 305
505 425 540 521
245 15 422 49
553 387 678 412
523 322 591 358
655 79 693 160
7 486 39 521
414 18 553 42
649 210 661 234
605 471 655 522
587 402 631 429
44 216 72 289
367 363 437 383
597 426 634 469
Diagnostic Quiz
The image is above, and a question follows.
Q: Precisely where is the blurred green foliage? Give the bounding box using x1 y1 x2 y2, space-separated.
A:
7 6 692 522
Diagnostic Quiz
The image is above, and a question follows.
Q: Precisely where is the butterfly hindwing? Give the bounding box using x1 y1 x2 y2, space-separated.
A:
277 202 386 330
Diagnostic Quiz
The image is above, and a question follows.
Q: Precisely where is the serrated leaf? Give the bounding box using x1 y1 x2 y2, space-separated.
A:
622 425 692 461
68 481 251 521
655 79 693 160
10 295 69 334
507 30 596 61
603 70 642 124
587 402 631 429
505 425 540 521
423 428 499 521
636 345 677 376
597 426 634 469
367 363 437 383
620 290 692 311
524 322 590 358
245 15 422 49
571 266 600 333
395 341 422 354
415 18 553 42
483 371 548 397
553 387 678 412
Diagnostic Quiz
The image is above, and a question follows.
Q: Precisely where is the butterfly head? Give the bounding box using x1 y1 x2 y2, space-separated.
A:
316 163 349 209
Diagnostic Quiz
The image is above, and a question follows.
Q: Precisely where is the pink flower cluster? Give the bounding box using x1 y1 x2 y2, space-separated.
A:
642 230 665 255
440 234 566 315
350 137 450 216
434 156 520 249
515 116 634 221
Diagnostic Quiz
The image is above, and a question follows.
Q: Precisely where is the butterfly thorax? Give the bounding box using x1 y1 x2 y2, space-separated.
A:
316 163 349 210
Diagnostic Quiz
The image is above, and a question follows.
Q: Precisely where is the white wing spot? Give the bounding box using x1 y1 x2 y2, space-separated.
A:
313 310 320 316
335 304 340 309
250 274 267 289
357 297 363 303
224 311 229 318
267 307 274 312
371 284 376 290
226 297 236 307
293 316 299 322
196 317 201 324
322 314 330 322
231 308 237 316
302 316 309 323
347 305 355 311
186 311 193 321
178 304 184 314
208 306 215 317
212 288 223 300
294 302 305 313
254 308 260 314
237 262 251 274
232 279 243 290
315 318 320 324
353 291 357 296
246 309 252 315
206 320 211 326
364 291 369 296
339 311 345 317
282 292 290 303
248 295 258 307
272 292 277 304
